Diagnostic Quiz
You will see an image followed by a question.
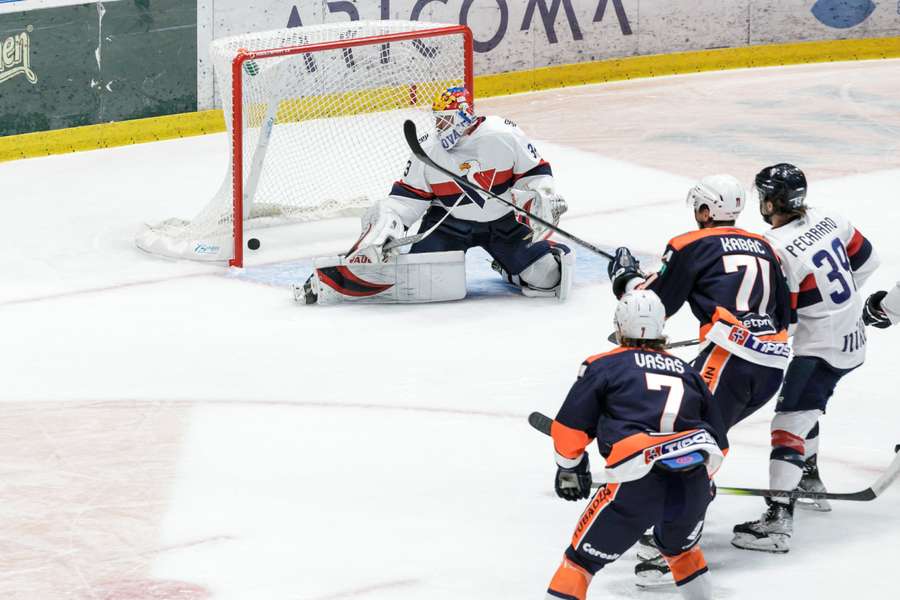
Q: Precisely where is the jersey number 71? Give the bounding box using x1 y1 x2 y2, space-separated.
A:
723 255 772 314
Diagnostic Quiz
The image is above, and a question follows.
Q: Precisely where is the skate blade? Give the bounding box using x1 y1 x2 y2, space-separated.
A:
795 498 832 512
635 571 673 589
636 548 660 562
731 533 790 554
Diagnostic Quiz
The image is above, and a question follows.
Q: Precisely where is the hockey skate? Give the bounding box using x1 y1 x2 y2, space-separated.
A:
732 501 793 553
635 555 672 587
795 455 832 512
634 531 671 587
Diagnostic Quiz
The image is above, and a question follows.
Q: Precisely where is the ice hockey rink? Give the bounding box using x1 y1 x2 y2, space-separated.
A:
3 58 900 599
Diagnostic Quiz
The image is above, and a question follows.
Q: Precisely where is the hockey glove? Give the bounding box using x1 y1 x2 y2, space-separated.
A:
863 290 891 329
555 453 592 502
607 247 643 299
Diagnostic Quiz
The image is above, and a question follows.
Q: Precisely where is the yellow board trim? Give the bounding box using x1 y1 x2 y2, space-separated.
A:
2 36 899 162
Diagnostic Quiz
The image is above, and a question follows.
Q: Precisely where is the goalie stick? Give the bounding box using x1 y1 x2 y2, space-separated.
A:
402 120 615 260
604 332 700 349
528 411 900 502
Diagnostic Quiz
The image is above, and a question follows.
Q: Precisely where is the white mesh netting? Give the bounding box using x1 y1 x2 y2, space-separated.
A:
136 21 468 263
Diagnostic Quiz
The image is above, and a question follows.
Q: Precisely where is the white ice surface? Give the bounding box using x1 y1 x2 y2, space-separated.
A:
2 65 900 600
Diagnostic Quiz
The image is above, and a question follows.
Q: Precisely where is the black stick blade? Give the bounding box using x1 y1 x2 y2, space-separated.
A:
528 411 553 436
403 120 425 158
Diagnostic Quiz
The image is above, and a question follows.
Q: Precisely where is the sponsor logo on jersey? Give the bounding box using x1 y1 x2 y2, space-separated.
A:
0 25 37 86
644 431 716 464
726 325 791 358
581 543 620 561
574 485 613 537
458 162 471 172
348 254 372 264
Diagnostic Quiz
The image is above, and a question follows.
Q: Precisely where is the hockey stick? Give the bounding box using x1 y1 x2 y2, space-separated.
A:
381 191 468 252
402 120 615 260
604 332 700 349
528 411 900 501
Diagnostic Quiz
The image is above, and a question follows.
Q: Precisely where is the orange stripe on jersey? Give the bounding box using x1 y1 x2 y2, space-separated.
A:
667 227 769 252
571 483 620 549
663 546 708 585
583 346 630 364
700 307 788 343
551 421 594 460
699 345 731 394
547 556 592 600
604 431 695 468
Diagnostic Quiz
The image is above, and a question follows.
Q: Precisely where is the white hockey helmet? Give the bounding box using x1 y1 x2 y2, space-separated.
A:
614 290 666 342
686 174 746 222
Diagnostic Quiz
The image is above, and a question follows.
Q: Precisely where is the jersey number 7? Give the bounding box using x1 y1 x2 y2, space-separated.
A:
646 373 684 433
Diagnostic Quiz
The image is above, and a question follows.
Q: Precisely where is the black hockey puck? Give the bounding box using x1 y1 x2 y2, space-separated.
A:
248 238 260 250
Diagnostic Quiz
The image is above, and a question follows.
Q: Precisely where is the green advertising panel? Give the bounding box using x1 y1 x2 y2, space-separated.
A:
0 0 196 137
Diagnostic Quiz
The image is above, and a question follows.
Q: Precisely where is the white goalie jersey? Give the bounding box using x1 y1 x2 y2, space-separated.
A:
384 116 556 226
765 208 879 369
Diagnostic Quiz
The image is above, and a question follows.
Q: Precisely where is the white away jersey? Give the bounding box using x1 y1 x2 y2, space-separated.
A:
764 208 879 369
386 115 553 225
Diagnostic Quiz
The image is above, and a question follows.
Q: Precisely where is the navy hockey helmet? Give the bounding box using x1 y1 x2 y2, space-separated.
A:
754 163 807 220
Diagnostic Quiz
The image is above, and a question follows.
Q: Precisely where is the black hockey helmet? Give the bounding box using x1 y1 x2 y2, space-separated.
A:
754 163 807 215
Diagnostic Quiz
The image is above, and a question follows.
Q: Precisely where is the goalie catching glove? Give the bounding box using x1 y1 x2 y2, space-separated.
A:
511 184 567 241
346 200 407 264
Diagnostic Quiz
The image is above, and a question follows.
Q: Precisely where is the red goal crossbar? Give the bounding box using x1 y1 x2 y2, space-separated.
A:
228 25 474 267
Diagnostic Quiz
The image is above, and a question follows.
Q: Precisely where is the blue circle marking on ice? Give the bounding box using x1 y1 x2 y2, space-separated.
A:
811 0 876 29
234 246 656 299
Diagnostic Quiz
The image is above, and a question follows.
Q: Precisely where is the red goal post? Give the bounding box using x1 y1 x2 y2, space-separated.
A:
229 25 474 266
135 22 473 267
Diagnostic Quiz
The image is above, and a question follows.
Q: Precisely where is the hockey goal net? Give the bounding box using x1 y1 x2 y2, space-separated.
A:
137 21 473 267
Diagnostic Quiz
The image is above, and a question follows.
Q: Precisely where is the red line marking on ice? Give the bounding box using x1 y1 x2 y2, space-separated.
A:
142 535 237 557
88 398 526 420
1 199 668 307
303 578 420 600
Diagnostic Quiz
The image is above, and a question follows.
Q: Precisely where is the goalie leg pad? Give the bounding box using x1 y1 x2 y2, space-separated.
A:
494 244 574 301
300 251 466 305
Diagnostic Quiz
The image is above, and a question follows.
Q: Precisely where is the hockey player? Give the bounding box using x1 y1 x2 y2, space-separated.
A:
607 174 791 429
732 163 880 553
299 86 573 304
545 290 728 600
863 283 900 328
607 174 792 582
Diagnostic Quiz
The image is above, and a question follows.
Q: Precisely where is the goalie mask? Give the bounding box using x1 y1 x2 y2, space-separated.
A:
432 86 476 150
614 290 666 343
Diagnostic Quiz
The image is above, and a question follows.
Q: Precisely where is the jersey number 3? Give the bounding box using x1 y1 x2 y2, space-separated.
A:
646 373 684 433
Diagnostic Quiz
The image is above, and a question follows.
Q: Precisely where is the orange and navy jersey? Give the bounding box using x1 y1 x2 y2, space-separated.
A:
386 115 553 226
641 227 791 341
552 347 728 483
